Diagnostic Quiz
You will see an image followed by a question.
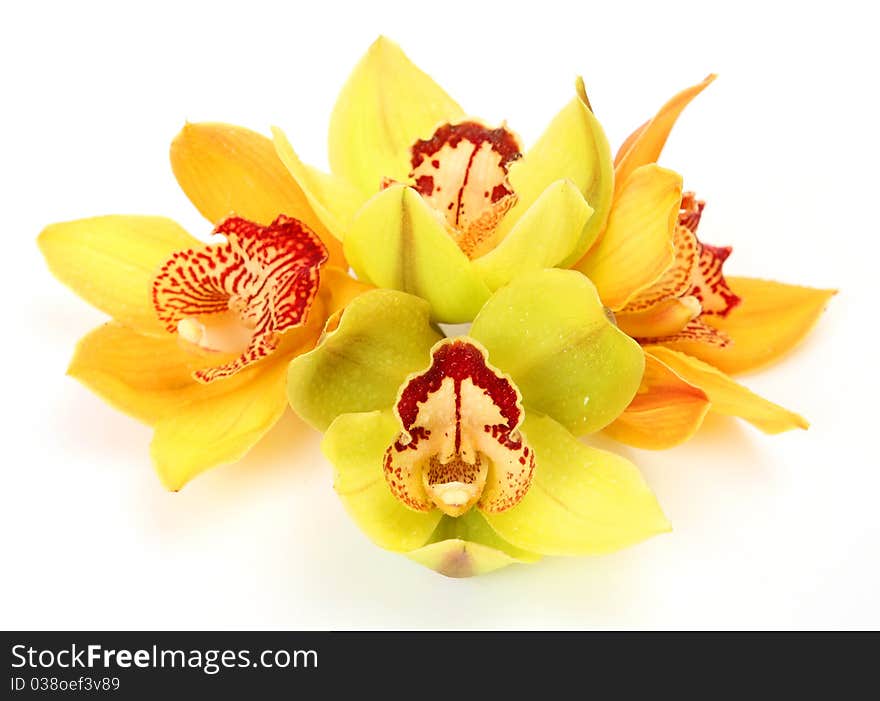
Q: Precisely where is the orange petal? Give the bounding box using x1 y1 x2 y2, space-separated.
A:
67 322 241 426
663 277 836 375
614 121 647 167
638 317 731 348
646 346 808 434
170 122 345 267
614 75 716 195
575 165 681 310
604 351 710 449
616 296 700 338
623 223 699 313
317 266 374 318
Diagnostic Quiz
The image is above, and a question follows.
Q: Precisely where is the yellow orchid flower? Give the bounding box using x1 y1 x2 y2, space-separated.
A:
270 36 612 322
287 270 668 577
39 124 369 489
572 77 836 449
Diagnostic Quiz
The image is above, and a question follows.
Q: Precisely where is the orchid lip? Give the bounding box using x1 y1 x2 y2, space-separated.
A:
151 214 328 382
383 338 535 518
387 121 524 259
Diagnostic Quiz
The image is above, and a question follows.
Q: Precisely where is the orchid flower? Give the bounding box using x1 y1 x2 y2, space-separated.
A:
39 124 368 489
571 77 836 448
287 270 669 577
270 37 612 322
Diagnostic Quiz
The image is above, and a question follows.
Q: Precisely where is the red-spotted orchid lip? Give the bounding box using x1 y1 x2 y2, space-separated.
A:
152 214 328 382
387 121 523 259
384 338 534 518
678 193 740 318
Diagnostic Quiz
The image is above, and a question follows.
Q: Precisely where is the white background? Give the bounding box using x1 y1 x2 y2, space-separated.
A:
2 0 877 629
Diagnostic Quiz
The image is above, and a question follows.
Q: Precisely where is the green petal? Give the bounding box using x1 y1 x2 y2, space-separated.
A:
471 179 593 291
324 410 442 551
328 36 464 197
494 91 613 266
407 511 541 578
482 413 670 556
271 126 365 240
344 184 491 323
470 269 645 435
287 289 442 431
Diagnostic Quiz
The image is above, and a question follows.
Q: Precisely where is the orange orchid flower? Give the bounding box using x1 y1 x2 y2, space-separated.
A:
39 124 368 489
573 76 836 448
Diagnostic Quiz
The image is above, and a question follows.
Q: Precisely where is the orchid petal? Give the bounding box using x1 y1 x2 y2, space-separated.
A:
604 350 711 449
663 277 836 375
482 413 670 555
170 122 345 266
646 346 809 433
323 409 442 551
615 296 701 339
38 215 198 335
67 322 243 425
575 164 681 310
469 269 644 436
614 74 716 192
343 184 490 323
407 510 540 578
497 91 613 265
328 37 464 197
472 179 593 290
151 352 291 491
316 266 374 317
271 126 365 239
287 289 442 431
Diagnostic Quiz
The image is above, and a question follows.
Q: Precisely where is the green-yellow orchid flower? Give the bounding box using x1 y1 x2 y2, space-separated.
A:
287 269 669 577
39 123 369 490
271 36 612 322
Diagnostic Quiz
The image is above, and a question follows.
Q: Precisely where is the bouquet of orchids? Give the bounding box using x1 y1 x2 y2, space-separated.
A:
39 38 834 577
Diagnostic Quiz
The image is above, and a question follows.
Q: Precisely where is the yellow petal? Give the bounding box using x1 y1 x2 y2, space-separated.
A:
470 269 645 437
170 122 345 267
471 179 593 290
497 92 613 265
575 165 681 310
614 74 716 194
328 36 464 197
150 352 290 491
483 414 670 556
647 346 809 434
323 409 442 551
407 511 540 578
406 539 529 578
67 322 248 425
271 126 365 239
604 350 711 449
343 184 490 323
38 215 198 335
663 277 837 375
